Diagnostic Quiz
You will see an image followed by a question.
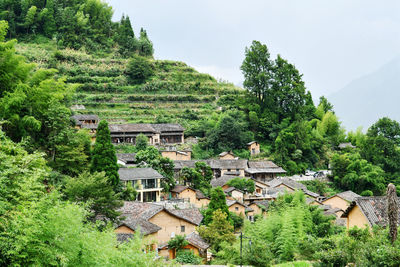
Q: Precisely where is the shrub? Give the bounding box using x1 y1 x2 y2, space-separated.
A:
175 250 202 264
125 55 154 84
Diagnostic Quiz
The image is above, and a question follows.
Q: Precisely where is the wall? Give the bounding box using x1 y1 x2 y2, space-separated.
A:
323 196 350 211
195 198 210 208
178 188 197 204
229 203 246 216
161 151 191 161
248 143 260 155
231 190 244 202
219 154 235 160
221 169 245 177
148 210 197 244
346 205 370 229
115 225 134 234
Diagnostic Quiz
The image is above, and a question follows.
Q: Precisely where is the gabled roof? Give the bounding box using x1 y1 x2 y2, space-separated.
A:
224 186 244 194
109 124 158 133
336 191 361 202
245 167 287 174
267 178 307 191
195 190 209 199
247 141 258 145
219 151 235 157
185 232 210 250
342 196 400 227
118 202 204 235
248 161 279 169
71 114 99 121
208 159 248 169
152 123 184 132
171 185 194 193
210 175 243 187
118 168 164 181
173 160 201 169
117 153 136 164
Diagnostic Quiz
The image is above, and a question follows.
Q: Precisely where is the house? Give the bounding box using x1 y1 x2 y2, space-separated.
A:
246 161 286 182
170 185 210 208
341 196 400 229
159 232 210 260
71 114 99 141
210 175 245 190
109 123 184 145
115 202 206 258
161 149 191 161
247 141 260 156
219 151 236 160
173 160 248 179
227 199 248 216
117 153 136 166
246 200 269 220
321 191 361 211
224 187 245 202
119 168 164 202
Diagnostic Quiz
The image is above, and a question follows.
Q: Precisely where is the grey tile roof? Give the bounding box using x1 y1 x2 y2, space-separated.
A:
118 202 203 235
210 175 243 187
185 232 210 250
303 189 320 198
167 208 203 226
195 190 208 199
208 159 248 169
109 123 158 133
245 167 286 174
71 114 99 121
173 160 201 170
152 123 185 132
171 185 192 193
267 178 308 190
219 151 234 157
247 141 258 145
117 153 136 164
118 167 164 181
336 191 361 202
252 200 269 210
248 161 279 169
342 196 400 227
116 233 134 242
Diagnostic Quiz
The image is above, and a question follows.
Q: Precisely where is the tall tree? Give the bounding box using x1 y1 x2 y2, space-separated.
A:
387 183 398 244
203 187 230 225
90 120 119 187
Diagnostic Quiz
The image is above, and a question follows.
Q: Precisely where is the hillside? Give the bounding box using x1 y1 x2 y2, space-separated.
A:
329 56 400 131
15 41 244 132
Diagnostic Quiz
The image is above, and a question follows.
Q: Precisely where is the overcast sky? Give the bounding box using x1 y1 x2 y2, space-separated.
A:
106 0 400 99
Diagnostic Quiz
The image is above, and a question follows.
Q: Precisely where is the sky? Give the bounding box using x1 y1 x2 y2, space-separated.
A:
106 0 400 99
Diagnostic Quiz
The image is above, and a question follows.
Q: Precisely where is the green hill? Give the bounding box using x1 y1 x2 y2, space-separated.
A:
15 41 244 131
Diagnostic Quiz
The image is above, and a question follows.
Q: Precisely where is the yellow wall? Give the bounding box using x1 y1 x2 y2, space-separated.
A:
248 143 260 155
322 196 350 211
231 190 244 202
220 154 235 160
161 151 191 161
115 225 134 234
177 188 197 204
148 210 197 244
195 198 210 208
229 203 246 216
346 205 370 229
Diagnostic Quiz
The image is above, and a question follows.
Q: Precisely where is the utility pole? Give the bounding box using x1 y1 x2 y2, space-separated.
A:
240 232 243 267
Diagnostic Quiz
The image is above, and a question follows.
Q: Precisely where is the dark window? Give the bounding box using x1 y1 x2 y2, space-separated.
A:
235 207 239 211
142 179 156 189
181 225 185 233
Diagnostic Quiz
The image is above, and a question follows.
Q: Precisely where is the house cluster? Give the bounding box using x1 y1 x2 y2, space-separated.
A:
72 114 185 145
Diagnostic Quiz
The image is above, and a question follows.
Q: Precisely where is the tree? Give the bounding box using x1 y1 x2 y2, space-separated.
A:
180 162 212 194
203 187 230 225
387 183 398 244
126 55 154 84
63 171 123 222
90 120 119 187
135 133 148 151
198 210 236 252
227 178 255 193
168 234 188 253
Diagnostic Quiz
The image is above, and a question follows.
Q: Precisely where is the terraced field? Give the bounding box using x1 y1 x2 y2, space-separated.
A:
16 41 245 131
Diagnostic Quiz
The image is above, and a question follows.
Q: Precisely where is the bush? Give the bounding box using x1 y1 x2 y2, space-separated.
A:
175 250 202 264
125 55 154 84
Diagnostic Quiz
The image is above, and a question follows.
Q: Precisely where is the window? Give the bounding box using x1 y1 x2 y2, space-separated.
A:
181 225 185 233
235 207 239 211
142 179 156 189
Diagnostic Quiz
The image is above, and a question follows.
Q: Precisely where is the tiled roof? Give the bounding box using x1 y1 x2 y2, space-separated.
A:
195 190 208 199
173 160 201 169
267 178 308 191
342 196 400 227
210 175 243 187
185 232 210 250
71 114 99 121
167 208 203 226
117 153 136 164
338 142 356 149
152 124 184 132
118 202 204 235
208 159 248 169
118 167 164 181
336 191 361 202
245 167 286 174
109 123 158 133
303 189 320 198
252 200 269 210
248 161 279 169
171 185 192 193
116 233 134 242
247 141 258 145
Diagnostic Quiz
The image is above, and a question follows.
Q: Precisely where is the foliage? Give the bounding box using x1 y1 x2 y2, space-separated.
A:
135 146 175 192
121 182 138 201
180 161 212 194
90 120 119 187
126 55 155 84
198 210 236 252
168 235 188 252
226 177 255 193
175 250 202 265
63 171 123 222
202 187 230 225
330 152 386 195
135 133 148 151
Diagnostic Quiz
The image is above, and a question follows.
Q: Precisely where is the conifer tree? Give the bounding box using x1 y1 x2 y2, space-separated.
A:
203 187 230 225
90 120 119 187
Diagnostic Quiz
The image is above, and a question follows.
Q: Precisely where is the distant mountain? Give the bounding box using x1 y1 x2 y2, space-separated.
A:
329 56 400 131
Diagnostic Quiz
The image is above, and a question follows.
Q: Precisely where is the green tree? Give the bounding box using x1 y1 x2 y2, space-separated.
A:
203 187 230 225
198 210 236 252
168 234 188 253
126 54 154 84
135 133 148 151
226 178 255 193
90 120 119 187
63 171 123 222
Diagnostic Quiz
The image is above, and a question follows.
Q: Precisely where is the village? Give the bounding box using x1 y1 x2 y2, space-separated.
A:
72 114 398 263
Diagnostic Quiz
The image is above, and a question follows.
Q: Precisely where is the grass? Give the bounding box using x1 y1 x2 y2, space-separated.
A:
15 41 245 131
273 261 313 267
